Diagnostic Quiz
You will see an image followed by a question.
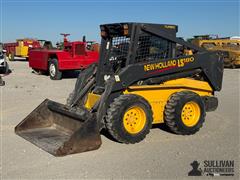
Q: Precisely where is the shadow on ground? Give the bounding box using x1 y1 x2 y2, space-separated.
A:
31 70 81 79
99 123 175 144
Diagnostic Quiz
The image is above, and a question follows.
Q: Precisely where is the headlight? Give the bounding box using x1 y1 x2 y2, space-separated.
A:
123 24 129 36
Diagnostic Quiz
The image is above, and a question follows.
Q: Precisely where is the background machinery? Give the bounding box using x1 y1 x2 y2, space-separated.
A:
0 43 9 86
3 38 50 61
15 23 223 156
189 35 240 68
28 34 99 80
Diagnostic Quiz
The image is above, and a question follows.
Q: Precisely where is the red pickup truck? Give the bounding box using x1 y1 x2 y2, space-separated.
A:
29 34 99 80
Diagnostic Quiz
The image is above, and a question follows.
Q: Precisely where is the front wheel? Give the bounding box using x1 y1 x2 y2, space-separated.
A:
106 94 153 144
9 53 15 61
48 59 62 80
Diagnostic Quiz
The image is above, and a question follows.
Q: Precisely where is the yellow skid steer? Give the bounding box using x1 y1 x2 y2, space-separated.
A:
15 23 223 156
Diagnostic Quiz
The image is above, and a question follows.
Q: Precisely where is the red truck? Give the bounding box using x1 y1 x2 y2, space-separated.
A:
29 34 99 80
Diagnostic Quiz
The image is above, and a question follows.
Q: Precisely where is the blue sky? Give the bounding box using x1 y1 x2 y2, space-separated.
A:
1 0 239 44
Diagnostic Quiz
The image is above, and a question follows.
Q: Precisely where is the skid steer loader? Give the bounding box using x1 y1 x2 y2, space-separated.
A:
15 23 223 156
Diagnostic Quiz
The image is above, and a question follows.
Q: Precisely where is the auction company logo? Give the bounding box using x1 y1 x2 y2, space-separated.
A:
188 160 234 176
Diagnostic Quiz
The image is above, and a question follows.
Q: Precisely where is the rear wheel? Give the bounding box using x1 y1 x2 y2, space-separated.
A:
48 59 62 80
9 53 15 61
164 91 206 135
106 94 153 144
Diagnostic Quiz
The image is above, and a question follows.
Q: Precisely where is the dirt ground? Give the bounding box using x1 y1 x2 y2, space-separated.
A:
1 61 239 179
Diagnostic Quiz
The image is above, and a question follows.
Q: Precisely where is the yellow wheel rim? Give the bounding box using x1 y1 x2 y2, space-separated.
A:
123 106 147 134
181 101 201 127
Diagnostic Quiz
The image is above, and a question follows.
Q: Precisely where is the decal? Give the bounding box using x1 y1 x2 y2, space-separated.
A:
144 57 195 73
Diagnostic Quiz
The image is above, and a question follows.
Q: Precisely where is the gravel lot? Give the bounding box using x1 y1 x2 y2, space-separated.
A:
1 61 239 179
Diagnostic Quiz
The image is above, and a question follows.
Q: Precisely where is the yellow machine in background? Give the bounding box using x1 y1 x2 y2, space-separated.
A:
4 39 43 61
190 35 240 68
15 40 29 58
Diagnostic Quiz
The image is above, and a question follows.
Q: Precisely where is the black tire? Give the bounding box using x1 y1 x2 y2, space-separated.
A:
0 77 5 86
4 61 9 74
164 91 206 135
9 53 14 61
231 63 236 69
48 58 62 80
223 61 231 68
106 94 153 144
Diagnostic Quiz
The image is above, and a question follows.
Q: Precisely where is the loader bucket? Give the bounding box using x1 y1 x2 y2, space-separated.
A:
15 99 102 156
